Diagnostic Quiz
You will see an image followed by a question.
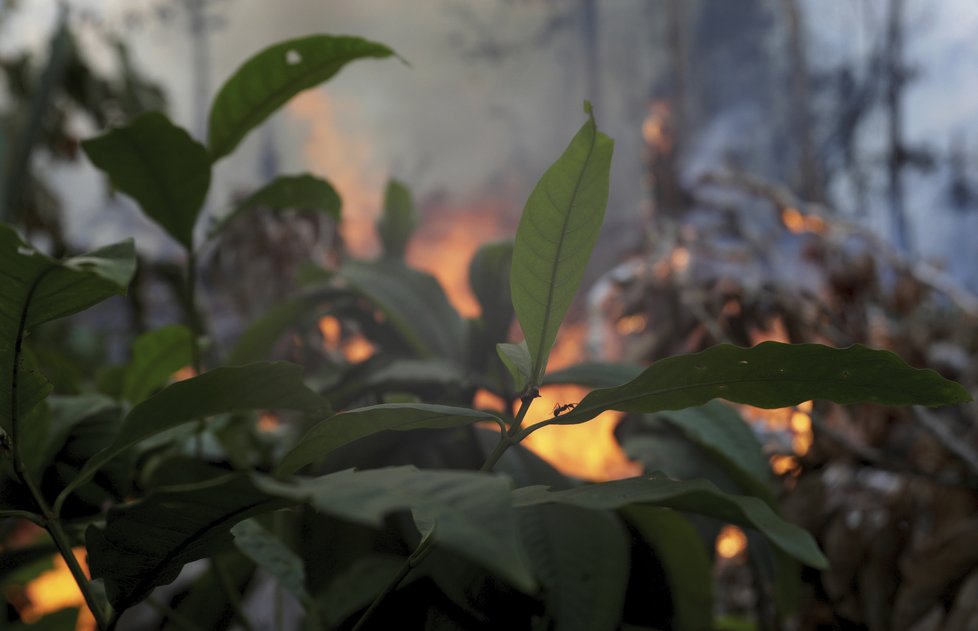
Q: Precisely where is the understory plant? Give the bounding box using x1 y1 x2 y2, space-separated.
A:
0 34 970 631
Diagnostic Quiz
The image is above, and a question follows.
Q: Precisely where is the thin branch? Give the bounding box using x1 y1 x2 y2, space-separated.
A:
913 406 978 478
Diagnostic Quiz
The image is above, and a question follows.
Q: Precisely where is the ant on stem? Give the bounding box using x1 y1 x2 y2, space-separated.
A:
552 402 577 417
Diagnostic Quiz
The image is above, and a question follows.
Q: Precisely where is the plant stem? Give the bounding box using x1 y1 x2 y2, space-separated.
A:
351 531 435 631
186 249 202 375
0 508 45 526
480 391 536 472
211 555 257 631
9 271 111 630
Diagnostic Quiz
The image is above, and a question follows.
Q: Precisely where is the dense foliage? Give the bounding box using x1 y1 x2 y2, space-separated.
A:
0 34 969 631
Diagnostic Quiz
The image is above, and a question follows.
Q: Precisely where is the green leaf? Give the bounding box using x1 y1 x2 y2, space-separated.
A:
256 466 536 592
56 362 329 512
208 34 396 160
654 402 773 503
0 226 135 435
86 473 285 611
511 102 613 385
227 295 317 365
549 342 972 426
122 324 194 403
469 240 514 341
543 362 643 388
210 174 341 239
341 259 466 361
324 358 465 409
231 518 311 604
512 475 828 569
319 555 408 628
622 507 713 631
497 342 532 393
32 394 118 475
518 505 629 631
277 403 503 474
82 112 210 249
378 179 417 259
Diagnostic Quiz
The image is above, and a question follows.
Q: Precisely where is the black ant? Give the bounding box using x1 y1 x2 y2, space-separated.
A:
552 402 577 417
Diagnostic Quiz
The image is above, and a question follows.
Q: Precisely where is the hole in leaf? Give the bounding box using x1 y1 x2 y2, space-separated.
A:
738 360 749 365
285 49 302 65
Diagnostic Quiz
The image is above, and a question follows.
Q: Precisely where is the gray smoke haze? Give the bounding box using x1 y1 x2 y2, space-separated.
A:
7 0 978 281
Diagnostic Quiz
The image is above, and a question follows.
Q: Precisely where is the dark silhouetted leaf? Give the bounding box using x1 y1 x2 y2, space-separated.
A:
122 324 194 404
512 475 828 568
232 518 311 604
497 342 532 393
511 102 613 386
56 362 328 512
86 473 285 611
278 403 502 474
519 504 629 631
469 240 514 340
211 174 341 239
623 507 713 631
208 35 395 160
650 402 773 502
543 362 643 388
549 342 971 426
0 226 134 437
82 112 210 249
257 466 536 591
341 259 466 361
378 179 416 259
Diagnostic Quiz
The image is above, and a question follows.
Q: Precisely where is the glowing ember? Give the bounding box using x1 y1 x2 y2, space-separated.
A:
318 315 377 363
781 207 828 235
170 365 197 382
641 100 673 153
770 454 800 476
782 207 807 234
670 247 690 272
716 525 748 560
341 336 376 363
12 548 94 630
318 315 341 347
615 314 647 335
257 412 281 433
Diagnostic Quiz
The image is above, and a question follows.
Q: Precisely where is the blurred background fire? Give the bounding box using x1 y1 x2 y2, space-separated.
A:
3 0 978 629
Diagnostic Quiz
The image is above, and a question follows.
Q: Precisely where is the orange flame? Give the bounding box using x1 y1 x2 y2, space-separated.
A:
406 200 514 318
519 325 641 481
11 548 95 630
290 91 385 258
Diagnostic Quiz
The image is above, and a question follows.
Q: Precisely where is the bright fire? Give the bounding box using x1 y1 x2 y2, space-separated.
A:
290 91 385 258
781 207 827 235
518 325 641 481
715 525 748 560
406 200 514 318
9 548 94 630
